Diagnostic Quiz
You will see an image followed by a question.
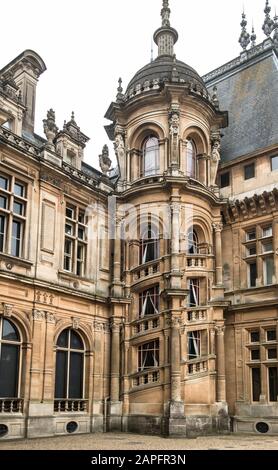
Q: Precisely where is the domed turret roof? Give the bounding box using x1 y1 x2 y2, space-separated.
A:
126 55 206 95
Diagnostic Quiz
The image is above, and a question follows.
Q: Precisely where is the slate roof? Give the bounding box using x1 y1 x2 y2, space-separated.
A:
126 55 206 94
203 40 278 164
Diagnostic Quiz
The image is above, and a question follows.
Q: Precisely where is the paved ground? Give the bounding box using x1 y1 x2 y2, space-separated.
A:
0 433 278 450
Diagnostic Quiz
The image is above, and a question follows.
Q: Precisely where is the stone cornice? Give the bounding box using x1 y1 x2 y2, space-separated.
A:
203 39 277 86
223 188 278 224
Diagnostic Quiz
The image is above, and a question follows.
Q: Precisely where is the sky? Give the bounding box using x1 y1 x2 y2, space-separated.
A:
0 0 275 169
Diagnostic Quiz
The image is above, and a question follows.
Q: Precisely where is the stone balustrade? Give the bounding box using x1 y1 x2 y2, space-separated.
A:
187 308 207 323
132 261 160 282
54 399 88 413
0 398 23 413
187 360 208 375
132 369 160 388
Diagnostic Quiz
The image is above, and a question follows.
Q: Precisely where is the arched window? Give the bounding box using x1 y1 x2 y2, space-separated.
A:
186 139 197 178
140 223 159 264
55 329 85 399
187 228 199 254
142 136 160 177
0 318 21 398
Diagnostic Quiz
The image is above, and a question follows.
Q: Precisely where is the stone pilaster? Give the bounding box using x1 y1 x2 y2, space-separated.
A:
213 223 223 286
215 323 226 403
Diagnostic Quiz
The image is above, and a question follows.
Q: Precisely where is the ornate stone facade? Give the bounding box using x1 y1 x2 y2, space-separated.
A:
0 1 277 440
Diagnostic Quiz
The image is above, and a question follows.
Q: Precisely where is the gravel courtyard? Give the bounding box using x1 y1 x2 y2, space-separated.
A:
0 433 278 450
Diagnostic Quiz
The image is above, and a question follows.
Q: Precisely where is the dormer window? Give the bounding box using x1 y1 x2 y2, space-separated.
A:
64 150 76 166
142 136 160 177
186 139 197 178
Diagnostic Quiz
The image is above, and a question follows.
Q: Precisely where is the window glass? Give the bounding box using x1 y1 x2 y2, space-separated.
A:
252 367 261 401
250 331 260 343
187 140 197 178
143 137 159 177
262 226 272 238
220 172 230 188
244 163 255 180
14 183 25 198
271 156 278 171
0 176 8 190
188 331 201 360
267 330 277 342
249 262 257 287
2 319 20 341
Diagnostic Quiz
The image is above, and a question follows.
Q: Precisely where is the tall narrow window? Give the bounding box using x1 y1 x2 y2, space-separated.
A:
248 262 257 288
188 279 200 307
252 367 261 402
263 257 274 285
187 228 198 254
188 331 201 360
0 319 21 398
142 136 159 177
138 340 159 371
0 174 26 258
140 223 159 264
139 286 159 317
55 329 85 399
268 367 278 402
186 140 197 178
64 204 87 276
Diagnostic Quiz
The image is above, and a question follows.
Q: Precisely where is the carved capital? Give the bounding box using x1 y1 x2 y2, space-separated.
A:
2 303 13 317
170 315 182 329
32 310 45 321
46 312 56 324
215 324 225 335
110 320 122 333
213 222 223 233
170 203 181 215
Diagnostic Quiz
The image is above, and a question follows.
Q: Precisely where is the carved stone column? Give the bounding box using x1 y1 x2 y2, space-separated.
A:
108 317 123 431
197 154 207 185
215 323 226 402
112 217 123 297
171 203 180 271
170 316 182 403
213 223 223 286
110 320 121 402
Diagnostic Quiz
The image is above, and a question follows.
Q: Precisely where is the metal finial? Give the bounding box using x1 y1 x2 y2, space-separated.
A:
239 11 251 50
262 0 274 37
161 0 171 27
71 111 75 121
251 24 257 47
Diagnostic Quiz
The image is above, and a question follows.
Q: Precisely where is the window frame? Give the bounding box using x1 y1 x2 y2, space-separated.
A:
54 329 85 400
0 318 22 399
142 136 160 177
0 172 27 259
63 203 87 277
244 162 255 180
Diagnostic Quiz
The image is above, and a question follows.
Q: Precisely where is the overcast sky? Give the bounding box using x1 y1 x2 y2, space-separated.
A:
0 0 274 169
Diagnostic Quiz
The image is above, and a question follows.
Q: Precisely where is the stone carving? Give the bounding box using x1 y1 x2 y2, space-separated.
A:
239 12 250 51
210 134 221 186
213 222 223 233
99 145 112 175
46 312 56 324
43 109 58 150
161 0 170 27
262 1 274 37
32 310 45 321
114 132 126 172
72 317 80 330
35 291 54 305
2 303 13 317
169 111 180 136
